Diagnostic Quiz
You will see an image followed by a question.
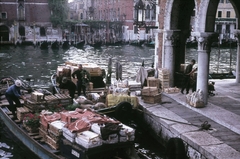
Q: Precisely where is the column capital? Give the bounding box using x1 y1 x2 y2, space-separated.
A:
164 30 180 46
191 32 218 51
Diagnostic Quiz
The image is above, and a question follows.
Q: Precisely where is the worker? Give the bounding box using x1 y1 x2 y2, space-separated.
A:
59 77 76 98
5 80 27 119
72 64 91 96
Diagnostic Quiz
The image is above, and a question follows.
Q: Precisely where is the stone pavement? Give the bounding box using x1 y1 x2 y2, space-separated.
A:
138 78 240 159
163 79 240 158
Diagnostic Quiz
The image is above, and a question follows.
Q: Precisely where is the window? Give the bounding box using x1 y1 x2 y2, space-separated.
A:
226 24 230 33
145 5 150 19
226 0 230 3
226 11 231 18
1 12 7 19
216 24 222 33
220 0 224 3
218 11 222 18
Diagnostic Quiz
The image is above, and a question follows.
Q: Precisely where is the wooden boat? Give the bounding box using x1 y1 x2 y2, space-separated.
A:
51 40 60 49
62 41 70 49
75 40 85 49
129 40 145 47
40 41 49 49
0 79 139 159
105 40 123 46
89 41 102 48
145 41 155 48
51 61 140 122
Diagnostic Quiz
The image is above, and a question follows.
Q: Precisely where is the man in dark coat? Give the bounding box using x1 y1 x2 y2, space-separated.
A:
181 59 197 94
71 64 91 96
59 77 76 99
5 80 27 118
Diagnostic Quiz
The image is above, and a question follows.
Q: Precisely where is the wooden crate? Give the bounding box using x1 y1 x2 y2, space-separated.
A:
24 99 46 112
164 87 180 94
39 128 48 142
46 135 59 150
158 74 169 82
17 107 29 121
141 87 158 96
147 77 160 88
143 93 162 104
44 95 59 107
158 68 169 75
160 81 169 89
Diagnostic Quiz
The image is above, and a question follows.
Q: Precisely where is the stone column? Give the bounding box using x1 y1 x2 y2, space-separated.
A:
234 30 240 83
193 32 218 104
163 30 180 87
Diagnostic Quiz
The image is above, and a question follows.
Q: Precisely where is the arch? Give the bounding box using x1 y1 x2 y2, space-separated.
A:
230 0 240 29
19 25 25 36
40 27 46 36
0 25 9 41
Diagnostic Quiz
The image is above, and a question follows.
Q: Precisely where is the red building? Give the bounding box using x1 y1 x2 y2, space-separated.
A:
0 0 62 44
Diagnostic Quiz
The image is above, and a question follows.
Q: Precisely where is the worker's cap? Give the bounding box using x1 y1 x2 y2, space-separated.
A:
15 80 22 87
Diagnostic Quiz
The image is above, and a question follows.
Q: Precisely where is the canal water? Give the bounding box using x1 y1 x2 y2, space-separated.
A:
0 44 237 159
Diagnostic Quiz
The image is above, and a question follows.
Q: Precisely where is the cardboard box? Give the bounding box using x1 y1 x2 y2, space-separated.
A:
48 120 66 136
31 91 44 102
143 93 161 104
141 87 158 96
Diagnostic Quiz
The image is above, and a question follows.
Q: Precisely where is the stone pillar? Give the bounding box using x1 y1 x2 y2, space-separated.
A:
234 30 240 83
163 30 180 87
194 32 218 104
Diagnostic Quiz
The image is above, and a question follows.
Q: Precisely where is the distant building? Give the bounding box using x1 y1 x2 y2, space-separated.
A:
215 0 237 43
68 0 158 42
0 0 63 44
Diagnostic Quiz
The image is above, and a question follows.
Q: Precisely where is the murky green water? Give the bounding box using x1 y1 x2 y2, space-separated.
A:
0 44 237 158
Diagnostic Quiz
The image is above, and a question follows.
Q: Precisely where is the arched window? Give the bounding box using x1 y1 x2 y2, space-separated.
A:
40 27 46 36
18 0 25 20
80 13 83 19
151 4 156 20
146 5 150 19
19 26 25 36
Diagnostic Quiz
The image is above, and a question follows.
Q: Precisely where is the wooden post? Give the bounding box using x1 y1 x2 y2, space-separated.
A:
115 62 122 80
106 58 112 85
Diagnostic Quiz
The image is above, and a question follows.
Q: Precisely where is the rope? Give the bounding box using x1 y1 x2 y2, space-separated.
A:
142 110 212 131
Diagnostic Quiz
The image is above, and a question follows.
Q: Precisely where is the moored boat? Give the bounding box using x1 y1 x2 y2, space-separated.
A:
75 40 85 49
0 79 139 159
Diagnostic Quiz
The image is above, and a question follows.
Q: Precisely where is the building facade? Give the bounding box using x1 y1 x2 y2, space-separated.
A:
0 0 63 44
215 0 237 43
68 0 158 42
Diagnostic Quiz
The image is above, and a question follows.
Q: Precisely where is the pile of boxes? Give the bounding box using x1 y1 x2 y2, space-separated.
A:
158 68 169 90
158 68 180 94
141 77 161 104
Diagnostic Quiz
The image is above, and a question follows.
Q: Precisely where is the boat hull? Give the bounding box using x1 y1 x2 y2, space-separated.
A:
0 105 61 159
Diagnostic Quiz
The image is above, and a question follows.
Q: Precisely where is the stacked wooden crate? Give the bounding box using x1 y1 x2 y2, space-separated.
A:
54 94 72 107
141 77 162 104
46 120 66 150
44 95 59 107
158 68 170 90
16 107 29 121
24 91 46 112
